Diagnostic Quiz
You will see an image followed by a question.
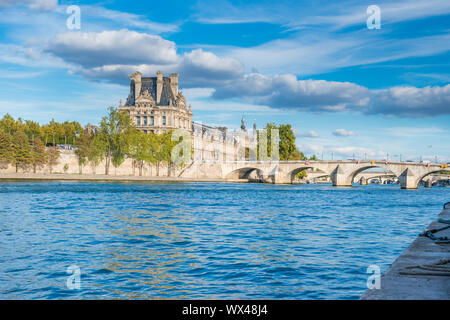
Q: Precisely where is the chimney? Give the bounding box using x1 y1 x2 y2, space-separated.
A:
156 71 163 104
170 73 179 96
131 71 142 100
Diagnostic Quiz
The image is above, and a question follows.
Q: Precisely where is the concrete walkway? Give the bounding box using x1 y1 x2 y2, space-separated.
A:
362 203 450 299
0 173 225 183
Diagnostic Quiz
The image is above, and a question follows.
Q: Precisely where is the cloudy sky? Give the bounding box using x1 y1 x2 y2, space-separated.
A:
0 0 449 161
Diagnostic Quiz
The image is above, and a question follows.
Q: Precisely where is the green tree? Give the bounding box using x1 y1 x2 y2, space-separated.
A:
31 137 48 173
96 107 135 175
72 121 83 145
0 131 13 167
75 133 93 174
62 121 82 145
43 119 63 146
264 122 278 159
295 170 308 179
153 131 178 176
24 120 43 142
258 123 305 161
279 124 304 160
12 130 33 172
128 131 156 176
0 114 19 135
88 136 104 174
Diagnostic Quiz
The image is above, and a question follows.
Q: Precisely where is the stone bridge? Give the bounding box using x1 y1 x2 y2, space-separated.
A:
181 160 448 189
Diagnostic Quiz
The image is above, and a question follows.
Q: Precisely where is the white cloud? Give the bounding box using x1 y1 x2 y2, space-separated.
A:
43 29 450 118
0 0 57 11
386 126 447 138
329 146 386 159
332 129 354 137
213 73 370 112
286 0 450 30
35 26 450 119
46 30 179 68
44 30 245 88
180 49 243 83
0 70 45 78
368 85 450 117
193 0 450 29
297 130 320 138
83 6 179 34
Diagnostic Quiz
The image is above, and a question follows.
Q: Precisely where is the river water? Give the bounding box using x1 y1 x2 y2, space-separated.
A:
0 181 448 299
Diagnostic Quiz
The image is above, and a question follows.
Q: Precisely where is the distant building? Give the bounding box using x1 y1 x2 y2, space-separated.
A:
119 71 193 134
84 123 98 135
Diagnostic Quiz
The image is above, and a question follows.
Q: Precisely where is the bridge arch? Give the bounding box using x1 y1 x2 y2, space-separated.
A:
346 164 401 186
224 167 264 181
366 175 397 184
416 169 450 188
288 166 329 183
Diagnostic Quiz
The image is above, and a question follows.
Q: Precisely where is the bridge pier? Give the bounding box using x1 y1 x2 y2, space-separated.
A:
360 177 368 185
331 165 352 187
398 168 418 189
271 171 292 184
424 179 433 188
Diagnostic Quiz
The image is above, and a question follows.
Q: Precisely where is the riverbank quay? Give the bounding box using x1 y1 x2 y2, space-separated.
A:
0 173 226 183
362 203 450 299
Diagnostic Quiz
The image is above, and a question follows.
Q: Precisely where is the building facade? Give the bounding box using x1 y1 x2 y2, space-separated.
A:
119 71 193 134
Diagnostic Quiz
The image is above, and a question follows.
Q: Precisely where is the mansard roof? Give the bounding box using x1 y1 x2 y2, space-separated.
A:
125 76 176 106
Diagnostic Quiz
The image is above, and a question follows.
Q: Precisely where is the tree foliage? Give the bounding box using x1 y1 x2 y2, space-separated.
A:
95 107 136 174
258 123 305 161
0 131 14 166
12 130 33 172
31 137 48 173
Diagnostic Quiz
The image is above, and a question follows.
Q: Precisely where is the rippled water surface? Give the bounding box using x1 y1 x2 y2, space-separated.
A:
0 181 448 299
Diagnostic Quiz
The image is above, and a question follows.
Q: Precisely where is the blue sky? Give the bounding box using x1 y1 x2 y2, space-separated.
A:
0 0 449 161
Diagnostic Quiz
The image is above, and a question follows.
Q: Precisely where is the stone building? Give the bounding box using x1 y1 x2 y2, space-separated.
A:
119 71 193 134
118 71 257 163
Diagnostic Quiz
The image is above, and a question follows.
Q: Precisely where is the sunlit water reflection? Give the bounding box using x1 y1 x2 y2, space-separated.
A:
0 181 448 299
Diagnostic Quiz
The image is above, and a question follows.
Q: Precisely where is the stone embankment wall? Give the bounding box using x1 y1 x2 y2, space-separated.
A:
0 148 230 179
0 150 178 177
